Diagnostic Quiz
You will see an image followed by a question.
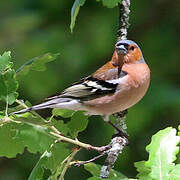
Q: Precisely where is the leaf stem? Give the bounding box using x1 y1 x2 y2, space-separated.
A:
5 95 9 117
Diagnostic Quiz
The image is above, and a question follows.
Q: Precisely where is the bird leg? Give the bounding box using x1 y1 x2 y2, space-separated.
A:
103 112 129 140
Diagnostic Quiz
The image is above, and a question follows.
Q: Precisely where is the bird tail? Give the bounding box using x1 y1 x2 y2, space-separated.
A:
10 98 74 115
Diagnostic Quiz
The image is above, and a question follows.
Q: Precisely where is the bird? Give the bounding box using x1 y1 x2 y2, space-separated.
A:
11 40 150 138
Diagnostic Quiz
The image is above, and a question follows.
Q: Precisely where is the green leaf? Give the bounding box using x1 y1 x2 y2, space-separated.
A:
144 127 180 180
43 143 70 172
0 69 18 104
51 118 69 136
52 108 75 118
84 163 128 179
16 123 54 154
0 51 18 105
11 112 46 126
29 143 70 180
0 123 24 158
96 0 122 8
67 111 88 138
16 53 59 76
134 161 151 180
0 114 56 157
0 51 13 73
84 162 101 177
87 177 101 180
70 0 86 32
28 151 47 180
170 164 180 180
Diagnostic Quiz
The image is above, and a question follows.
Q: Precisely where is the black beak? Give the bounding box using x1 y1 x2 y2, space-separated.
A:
115 44 128 55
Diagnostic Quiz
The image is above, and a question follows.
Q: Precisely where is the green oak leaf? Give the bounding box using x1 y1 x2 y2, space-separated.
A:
0 69 18 104
169 164 180 180
0 123 24 158
15 123 54 154
138 127 180 180
0 51 13 73
0 115 55 157
11 112 46 126
87 177 102 180
16 53 59 76
28 150 51 180
43 143 70 172
29 143 70 180
84 162 101 177
51 118 69 136
70 0 86 32
0 51 18 105
134 161 151 180
52 108 75 118
67 111 89 138
145 127 180 180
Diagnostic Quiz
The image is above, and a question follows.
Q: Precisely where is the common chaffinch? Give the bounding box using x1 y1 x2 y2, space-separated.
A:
12 40 150 136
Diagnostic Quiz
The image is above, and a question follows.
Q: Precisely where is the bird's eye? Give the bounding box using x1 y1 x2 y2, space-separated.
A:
129 46 135 51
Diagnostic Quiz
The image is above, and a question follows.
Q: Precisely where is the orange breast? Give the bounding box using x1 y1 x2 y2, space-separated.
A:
84 63 150 115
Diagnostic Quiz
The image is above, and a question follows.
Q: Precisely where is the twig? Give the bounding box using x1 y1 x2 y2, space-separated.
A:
73 153 106 167
50 131 109 152
59 148 80 180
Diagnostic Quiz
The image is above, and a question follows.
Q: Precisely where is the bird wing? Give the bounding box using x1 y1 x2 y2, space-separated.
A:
46 70 127 101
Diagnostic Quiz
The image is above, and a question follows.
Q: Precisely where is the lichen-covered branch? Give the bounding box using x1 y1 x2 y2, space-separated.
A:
117 0 131 41
99 113 129 178
99 137 128 178
113 110 128 134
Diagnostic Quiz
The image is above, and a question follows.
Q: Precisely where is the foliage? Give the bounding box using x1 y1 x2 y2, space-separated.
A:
0 50 91 178
134 127 180 180
0 52 18 105
84 128 180 180
16 53 60 76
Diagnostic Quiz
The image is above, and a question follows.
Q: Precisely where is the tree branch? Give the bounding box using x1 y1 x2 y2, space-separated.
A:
50 131 110 152
99 136 128 178
117 0 131 41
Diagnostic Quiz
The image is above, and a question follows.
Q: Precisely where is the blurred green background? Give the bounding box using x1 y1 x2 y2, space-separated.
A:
0 0 180 179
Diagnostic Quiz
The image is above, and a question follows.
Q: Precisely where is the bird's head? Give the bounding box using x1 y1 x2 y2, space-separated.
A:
115 40 145 64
